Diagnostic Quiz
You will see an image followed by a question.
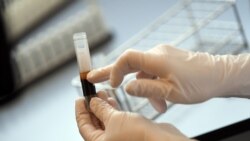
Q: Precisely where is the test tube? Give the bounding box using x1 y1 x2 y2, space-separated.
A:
73 32 96 111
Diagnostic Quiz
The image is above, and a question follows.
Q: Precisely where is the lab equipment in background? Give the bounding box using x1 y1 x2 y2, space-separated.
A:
0 0 111 102
73 32 96 111
0 0 72 101
72 0 249 119
2 0 73 43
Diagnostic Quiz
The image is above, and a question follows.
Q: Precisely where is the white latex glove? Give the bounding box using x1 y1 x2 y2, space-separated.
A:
75 94 193 141
87 44 250 112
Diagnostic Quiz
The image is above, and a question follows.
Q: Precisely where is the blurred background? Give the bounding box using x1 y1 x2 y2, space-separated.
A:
0 0 250 141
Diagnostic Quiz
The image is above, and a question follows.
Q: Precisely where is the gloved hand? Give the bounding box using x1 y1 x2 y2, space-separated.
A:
75 93 193 141
87 44 250 112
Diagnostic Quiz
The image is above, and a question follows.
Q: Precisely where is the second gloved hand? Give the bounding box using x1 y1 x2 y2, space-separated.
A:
76 97 192 141
87 44 250 112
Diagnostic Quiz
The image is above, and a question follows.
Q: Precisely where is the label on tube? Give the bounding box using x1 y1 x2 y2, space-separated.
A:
73 32 92 74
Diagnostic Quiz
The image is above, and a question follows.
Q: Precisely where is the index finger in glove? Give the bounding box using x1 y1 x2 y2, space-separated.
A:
90 97 117 126
87 64 113 83
110 49 155 87
88 50 147 87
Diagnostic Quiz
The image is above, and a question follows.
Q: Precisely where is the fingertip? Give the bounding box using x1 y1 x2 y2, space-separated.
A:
75 98 88 118
88 65 113 83
125 80 137 95
90 97 101 107
97 91 108 100
109 73 116 87
75 98 85 109
157 101 167 113
148 98 167 113
75 97 84 103
86 70 97 82
90 97 108 111
107 97 119 110
110 80 119 88
110 64 125 88
90 97 115 125
157 105 167 113
109 76 122 88
136 71 155 79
